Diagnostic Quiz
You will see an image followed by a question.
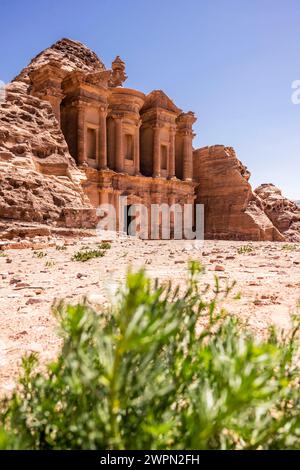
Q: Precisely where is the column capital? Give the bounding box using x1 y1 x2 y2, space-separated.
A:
99 187 113 194
153 123 164 130
77 101 86 110
99 105 108 113
38 88 65 100
110 112 124 121
177 129 194 137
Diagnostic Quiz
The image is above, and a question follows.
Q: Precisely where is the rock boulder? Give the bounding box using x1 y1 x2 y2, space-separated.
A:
255 184 300 242
0 39 102 231
193 146 284 241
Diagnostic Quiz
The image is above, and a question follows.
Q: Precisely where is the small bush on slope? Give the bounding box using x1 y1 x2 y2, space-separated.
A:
71 242 111 262
1 262 300 450
71 248 105 262
237 245 254 254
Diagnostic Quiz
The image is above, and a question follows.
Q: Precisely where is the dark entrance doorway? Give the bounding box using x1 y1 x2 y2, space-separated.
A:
124 204 134 235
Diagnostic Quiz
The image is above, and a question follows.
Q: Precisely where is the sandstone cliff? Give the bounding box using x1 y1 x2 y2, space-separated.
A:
193 145 284 241
14 38 105 85
1 38 298 242
0 39 101 231
255 184 300 242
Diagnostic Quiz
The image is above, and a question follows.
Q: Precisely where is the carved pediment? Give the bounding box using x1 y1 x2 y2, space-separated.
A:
62 69 111 91
85 70 111 87
141 90 181 114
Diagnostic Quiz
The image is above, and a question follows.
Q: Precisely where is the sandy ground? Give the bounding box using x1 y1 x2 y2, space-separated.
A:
0 237 300 395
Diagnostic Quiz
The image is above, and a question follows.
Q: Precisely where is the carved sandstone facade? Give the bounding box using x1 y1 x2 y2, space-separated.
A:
0 38 296 241
28 51 196 235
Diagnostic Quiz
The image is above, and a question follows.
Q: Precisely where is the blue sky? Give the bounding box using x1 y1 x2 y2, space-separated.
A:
1 0 300 198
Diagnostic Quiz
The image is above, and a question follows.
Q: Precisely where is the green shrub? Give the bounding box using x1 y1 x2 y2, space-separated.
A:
1 262 300 450
45 261 55 268
98 241 111 250
33 251 47 259
237 245 254 254
55 245 67 251
71 249 105 262
71 242 111 262
282 244 298 252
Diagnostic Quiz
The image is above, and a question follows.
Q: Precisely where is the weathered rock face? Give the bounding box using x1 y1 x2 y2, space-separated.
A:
1 38 298 242
255 184 300 242
193 146 284 241
15 38 105 85
0 39 101 230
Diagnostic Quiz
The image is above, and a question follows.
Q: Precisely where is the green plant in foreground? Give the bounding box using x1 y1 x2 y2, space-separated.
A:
1 262 300 450
237 244 254 254
0 252 7 257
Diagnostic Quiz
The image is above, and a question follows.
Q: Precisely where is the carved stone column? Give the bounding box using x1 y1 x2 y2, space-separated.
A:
151 191 162 239
45 92 64 124
168 192 176 238
134 120 141 175
98 107 107 170
153 125 161 177
77 104 87 167
99 189 110 205
176 112 196 181
183 133 193 181
113 191 120 232
115 117 124 172
168 128 176 179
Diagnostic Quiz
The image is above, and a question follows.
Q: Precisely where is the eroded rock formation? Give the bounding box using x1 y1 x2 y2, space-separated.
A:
255 184 300 242
193 146 284 241
1 38 196 239
0 38 298 242
0 39 100 231
15 38 105 84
